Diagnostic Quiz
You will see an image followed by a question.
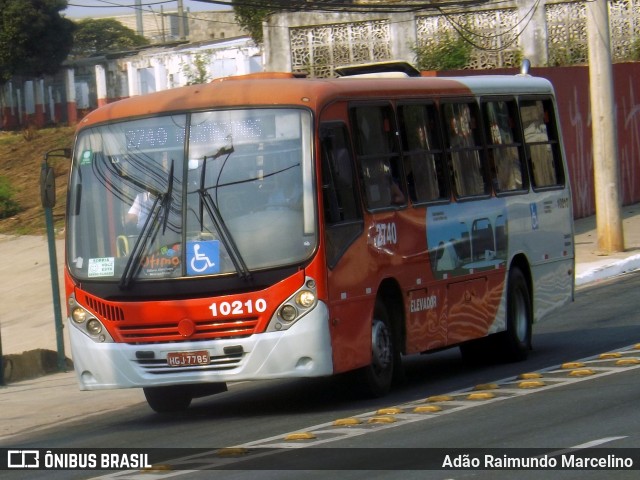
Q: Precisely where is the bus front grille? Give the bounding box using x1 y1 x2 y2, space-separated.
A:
115 318 259 344
82 295 125 321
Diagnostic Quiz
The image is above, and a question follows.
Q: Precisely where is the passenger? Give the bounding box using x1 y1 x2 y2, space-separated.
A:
126 191 154 231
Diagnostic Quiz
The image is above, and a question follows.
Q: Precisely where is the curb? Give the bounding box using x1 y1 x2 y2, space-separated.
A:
575 253 640 287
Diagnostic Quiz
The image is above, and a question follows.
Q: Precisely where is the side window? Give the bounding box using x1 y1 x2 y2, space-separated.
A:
520 98 565 188
351 105 406 209
398 103 448 203
320 123 363 269
482 99 527 193
442 102 489 198
320 124 360 224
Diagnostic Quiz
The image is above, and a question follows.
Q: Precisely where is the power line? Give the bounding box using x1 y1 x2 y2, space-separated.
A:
67 0 538 54
433 0 541 52
67 0 176 9
193 0 492 14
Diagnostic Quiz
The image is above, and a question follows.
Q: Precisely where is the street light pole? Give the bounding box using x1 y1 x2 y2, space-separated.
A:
587 0 624 253
41 149 71 372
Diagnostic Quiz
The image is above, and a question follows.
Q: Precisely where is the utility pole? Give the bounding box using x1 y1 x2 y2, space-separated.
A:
177 0 185 40
161 5 166 43
587 0 624 253
135 0 144 36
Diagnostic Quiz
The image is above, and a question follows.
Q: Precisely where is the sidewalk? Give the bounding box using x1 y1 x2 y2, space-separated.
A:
574 203 640 284
1 205 640 439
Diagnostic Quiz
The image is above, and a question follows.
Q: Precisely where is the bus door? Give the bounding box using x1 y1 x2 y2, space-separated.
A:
319 121 368 373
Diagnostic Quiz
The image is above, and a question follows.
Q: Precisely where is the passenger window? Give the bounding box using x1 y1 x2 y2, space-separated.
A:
351 105 406 209
442 102 489 198
398 104 448 203
520 99 564 188
483 100 527 193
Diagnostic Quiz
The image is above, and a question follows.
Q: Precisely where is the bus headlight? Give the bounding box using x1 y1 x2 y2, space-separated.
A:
267 276 319 332
67 294 114 343
86 319 103 336
72 307 88 324
279 305 298 322
296 290 315 308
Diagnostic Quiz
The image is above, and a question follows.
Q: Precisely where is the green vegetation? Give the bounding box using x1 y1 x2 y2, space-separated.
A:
548 41 588 67
413 32 473 71
232 0 272 45
632 38 640 61
0 176 20 219
71 18 149 58
182 53 211 85
0 0 74 84
0 127 75 235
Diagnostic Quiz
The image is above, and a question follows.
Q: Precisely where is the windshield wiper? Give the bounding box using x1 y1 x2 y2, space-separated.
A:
160 160 174 234
197 145 251 281
119 160 175 289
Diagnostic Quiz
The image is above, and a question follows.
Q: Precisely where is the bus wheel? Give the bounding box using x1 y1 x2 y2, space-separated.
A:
143 386 192 413
498 267 532 361
358 300 395 397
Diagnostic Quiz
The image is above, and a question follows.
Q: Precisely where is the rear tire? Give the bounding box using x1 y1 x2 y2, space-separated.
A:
143 386 192 413
497 267 532 361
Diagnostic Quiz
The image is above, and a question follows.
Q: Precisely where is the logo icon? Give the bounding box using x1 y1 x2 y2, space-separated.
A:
187 241 220 275
530 203 539 230
8 450 40 468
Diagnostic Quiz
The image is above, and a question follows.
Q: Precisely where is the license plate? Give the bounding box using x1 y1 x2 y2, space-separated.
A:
166 350 210 367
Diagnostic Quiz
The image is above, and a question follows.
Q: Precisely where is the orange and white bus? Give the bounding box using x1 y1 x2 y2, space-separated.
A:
63 64 574 412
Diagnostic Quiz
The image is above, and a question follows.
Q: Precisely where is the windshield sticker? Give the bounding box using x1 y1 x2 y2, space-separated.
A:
187 241 220 276
80 150 92 166
140 244 181 277
87 257 115 278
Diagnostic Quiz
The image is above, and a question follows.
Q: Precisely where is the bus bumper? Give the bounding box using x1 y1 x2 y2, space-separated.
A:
69 301 334 390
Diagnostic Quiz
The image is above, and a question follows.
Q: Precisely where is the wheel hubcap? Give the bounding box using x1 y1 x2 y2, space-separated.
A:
371 318 392 371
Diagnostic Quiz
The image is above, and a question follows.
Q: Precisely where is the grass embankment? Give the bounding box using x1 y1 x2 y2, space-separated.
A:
0 127 75 235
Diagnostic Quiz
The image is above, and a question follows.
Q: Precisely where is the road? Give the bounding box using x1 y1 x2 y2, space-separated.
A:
3 271 640 479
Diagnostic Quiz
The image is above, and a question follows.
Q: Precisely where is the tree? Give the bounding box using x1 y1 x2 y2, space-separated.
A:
182 53 210 85
0 0 75 84
413 32 473 71
232 0 272 45
71 18 149 58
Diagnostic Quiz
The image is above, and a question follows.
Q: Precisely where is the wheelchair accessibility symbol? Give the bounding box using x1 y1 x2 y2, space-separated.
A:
530 203 539 230
187 241 220 275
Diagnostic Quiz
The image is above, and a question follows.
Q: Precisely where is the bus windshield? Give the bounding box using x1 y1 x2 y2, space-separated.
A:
67 108 316 284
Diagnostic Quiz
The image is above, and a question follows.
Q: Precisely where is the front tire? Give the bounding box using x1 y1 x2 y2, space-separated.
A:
357 300 396 397
143 386 192 413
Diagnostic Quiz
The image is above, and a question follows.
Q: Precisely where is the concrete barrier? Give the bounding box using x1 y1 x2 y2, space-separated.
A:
2 349 73 383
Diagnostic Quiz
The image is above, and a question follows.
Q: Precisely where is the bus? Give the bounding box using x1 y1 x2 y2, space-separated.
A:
61 63 574 412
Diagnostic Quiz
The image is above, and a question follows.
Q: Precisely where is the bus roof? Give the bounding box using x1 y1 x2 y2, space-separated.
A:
78 73 555 129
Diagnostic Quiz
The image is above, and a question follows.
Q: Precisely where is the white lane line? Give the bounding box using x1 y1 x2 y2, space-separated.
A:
543 436 628 459
570 436 628 449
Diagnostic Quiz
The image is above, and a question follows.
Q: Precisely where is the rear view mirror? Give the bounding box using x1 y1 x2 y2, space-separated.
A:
41 148 71 208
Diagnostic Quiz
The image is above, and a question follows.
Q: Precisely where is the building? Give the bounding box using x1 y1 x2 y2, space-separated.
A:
1 36 262 129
